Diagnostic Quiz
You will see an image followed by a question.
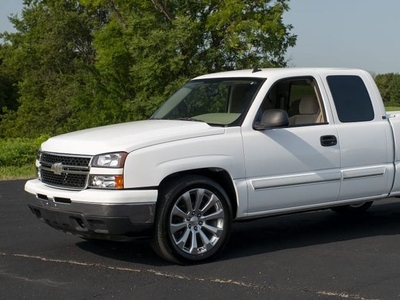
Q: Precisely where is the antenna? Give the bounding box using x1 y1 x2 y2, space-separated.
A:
252 66 262 73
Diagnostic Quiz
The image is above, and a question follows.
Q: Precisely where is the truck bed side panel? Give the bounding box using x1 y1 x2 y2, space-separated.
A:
388 114 400 195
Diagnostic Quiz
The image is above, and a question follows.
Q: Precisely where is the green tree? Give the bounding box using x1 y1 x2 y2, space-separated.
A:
0 43 19 120
375 73 394 103
375 73 400 105
0 0 296 138
389 75 400 105
0 73 19 117
0 0 104 137
81 0 297 119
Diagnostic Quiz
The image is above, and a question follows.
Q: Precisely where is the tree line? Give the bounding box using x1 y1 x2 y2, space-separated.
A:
374 73 400 106
0 0 296 138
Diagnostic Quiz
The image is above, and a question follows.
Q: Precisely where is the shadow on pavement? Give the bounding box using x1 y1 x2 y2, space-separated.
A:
224 199 400 261
75 199 400 265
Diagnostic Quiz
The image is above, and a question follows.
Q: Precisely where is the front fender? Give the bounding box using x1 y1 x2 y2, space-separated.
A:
124 128 245 188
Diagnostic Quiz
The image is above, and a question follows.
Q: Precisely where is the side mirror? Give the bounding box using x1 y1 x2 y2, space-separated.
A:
253 109 289 130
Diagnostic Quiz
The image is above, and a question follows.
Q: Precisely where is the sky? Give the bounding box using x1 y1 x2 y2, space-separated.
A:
0 0 399 75
283 0 400 74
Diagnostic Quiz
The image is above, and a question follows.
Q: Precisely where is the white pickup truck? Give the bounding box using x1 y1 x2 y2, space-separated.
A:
25 68 400 264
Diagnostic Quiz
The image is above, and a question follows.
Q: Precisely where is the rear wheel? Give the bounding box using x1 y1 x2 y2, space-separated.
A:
151 175 232 264
331 201 373 214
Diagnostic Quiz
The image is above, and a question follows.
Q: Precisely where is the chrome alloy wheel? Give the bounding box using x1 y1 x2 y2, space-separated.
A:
169 188 225 255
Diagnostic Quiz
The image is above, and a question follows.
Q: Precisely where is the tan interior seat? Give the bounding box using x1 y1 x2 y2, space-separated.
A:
289 95 320 125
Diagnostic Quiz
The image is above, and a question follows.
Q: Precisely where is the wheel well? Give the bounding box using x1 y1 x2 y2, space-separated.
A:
158 168 238 218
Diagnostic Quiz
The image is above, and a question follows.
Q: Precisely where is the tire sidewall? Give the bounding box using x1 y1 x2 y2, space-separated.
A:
332 201 373 214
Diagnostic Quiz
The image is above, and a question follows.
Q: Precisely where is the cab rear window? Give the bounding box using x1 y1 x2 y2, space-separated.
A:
327 75 374 122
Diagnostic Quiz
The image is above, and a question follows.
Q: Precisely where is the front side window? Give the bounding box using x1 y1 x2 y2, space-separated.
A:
256 76 326 127
327 75 374 122
151 78 264 126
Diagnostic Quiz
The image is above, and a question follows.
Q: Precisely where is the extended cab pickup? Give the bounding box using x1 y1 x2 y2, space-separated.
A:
25 68 400 264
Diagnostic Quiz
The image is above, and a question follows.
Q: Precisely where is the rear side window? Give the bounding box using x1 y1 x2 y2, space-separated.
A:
327 75 374 122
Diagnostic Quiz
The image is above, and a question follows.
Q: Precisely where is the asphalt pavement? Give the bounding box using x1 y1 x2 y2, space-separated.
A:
1 180 400 299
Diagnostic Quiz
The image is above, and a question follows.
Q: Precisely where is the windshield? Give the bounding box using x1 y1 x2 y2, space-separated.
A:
151 78 264 126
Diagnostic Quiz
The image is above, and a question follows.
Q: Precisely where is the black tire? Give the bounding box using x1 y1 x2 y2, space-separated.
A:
151 175 233 264
331 201 373 214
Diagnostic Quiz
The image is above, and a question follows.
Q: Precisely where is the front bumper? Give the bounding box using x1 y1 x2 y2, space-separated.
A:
25 179 158 241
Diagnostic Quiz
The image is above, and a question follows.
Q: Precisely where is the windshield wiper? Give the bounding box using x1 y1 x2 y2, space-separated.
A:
176 117 205 122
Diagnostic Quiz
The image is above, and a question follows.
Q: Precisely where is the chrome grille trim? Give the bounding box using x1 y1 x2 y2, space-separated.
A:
38 152 93 190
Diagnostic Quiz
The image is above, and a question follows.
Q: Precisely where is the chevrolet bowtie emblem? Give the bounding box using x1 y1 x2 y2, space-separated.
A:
51 162 64 175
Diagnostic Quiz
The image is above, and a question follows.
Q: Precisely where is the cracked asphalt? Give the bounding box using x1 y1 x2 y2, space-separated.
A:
1 180 400 299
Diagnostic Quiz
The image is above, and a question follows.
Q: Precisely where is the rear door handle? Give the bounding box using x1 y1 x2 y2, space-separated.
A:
320 135 337 147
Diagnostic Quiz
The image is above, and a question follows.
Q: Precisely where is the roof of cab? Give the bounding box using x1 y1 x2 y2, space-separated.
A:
193 67 366 80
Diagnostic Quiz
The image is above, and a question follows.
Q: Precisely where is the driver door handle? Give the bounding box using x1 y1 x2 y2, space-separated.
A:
320 135 337 147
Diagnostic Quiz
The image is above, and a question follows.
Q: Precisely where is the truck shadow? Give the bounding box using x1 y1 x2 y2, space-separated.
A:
224 198 400 261
75 199 400 265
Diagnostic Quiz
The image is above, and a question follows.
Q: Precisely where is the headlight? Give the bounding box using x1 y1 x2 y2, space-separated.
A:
89 152 127 189
91 152 127 168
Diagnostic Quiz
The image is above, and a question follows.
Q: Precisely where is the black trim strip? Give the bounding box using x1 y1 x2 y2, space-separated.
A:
343 172 385 180
253 178 340 190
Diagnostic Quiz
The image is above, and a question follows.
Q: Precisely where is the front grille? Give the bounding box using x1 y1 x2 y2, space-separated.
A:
41 153 91 167
39 152 92 190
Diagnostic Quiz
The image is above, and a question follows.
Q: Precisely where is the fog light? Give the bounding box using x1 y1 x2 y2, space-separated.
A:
89 175 124 189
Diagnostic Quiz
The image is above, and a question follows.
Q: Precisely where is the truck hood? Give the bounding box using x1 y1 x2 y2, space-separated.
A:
41 120 225 155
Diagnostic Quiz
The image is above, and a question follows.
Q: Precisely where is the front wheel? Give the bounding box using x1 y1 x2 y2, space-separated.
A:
331 201 373 214
151 175 233 264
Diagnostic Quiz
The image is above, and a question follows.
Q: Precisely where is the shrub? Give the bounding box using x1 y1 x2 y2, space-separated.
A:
0 135 49 167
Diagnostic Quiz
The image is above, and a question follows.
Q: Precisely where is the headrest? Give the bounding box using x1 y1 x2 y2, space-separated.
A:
299 95 319 114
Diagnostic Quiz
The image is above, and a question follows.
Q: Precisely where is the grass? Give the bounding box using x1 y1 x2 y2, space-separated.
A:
0 136 48 180
0 165 36 180
385 106 400 111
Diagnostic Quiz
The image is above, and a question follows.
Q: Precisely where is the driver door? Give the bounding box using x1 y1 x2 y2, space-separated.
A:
242 76 341 215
